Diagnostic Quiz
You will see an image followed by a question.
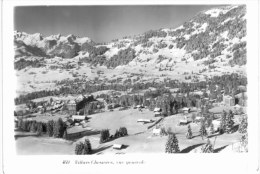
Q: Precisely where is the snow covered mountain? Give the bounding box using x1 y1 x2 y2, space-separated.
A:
14 31 95 58
14 5 246 94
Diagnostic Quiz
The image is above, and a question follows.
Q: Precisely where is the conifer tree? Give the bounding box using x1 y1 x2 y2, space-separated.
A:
200 120 208 139
206 117 212 128
201 139 214 153
191 113 196 123
119 127 128 136
114 129 120 138
225 110 234 133
83 139 92 154
36 122 43 135
17 119 23 130
53 120 60 138
186 124 193 139
210 123 215 135
53 118 65 138
238 116 247 134
165 133 180 153
75 142 84 155
160 127 167 136
47 120 54 137
28 121 32 131
240 133 248 152
100 129 110 143
29 121 33 132
63 130 67 140
166 127 173 135
30 121 37 132
21 120 27 131
219 110 227 134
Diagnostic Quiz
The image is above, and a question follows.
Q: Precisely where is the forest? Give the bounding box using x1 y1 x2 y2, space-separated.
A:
15 73 247 105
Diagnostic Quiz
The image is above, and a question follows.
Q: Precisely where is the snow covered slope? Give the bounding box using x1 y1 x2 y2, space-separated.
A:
14 5 246 94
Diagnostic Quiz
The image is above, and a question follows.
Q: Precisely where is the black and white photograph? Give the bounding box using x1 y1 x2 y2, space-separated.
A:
1 0 259 174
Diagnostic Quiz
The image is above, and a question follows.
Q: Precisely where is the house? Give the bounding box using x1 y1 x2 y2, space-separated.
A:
223 95 235 107
72 115 86 122
152 128 161 136
113 144 123 149
37 105 43 109
65 118 74 127
75 95 85 103
212 113 222 119
137 119 153 123
153 107 161 112
154 111 161 117
209 99 216 103
81 122 88 128
182 107 191 114
136 105 141 108
195 116 202 123
234 104 241 109
209 108 222 119
237 85 247 92
108 103 120 109
212 120 221 131
179 116 189 125
67 100 77 115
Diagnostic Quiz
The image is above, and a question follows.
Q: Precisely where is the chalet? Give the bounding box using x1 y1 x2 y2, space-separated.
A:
209 99 216 103
237 85 247 92
81 122 88 128
113 144 123 149
51 102 63 110
96 98 105 103
212 120 221 131
182 107 191 114
37 105 43 109
72 115 86 122
65 118 74 127
148 87 157 91
179 116 189 125
233 104 244 114
163 93 170 97
153 107 161 112
234 104 241 109
137 119 153 123
152 128 161 136
195 116 202 123
67 100 77 115
154 111 161 117
208 108 222 118
203 97 209 101
75 95 85 103
145 98 152 101
223 95 235 106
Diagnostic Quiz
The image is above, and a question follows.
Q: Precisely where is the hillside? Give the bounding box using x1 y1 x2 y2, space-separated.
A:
14 5 246 97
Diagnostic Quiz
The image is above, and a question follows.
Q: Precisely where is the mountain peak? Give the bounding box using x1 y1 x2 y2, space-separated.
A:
14 4 246 67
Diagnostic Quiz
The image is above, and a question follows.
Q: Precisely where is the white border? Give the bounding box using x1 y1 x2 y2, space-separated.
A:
1 1 259 174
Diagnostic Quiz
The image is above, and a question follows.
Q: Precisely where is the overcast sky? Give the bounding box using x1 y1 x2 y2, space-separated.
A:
14 5 221 43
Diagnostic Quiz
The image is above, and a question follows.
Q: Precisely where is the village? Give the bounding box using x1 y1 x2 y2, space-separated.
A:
14 85 248 154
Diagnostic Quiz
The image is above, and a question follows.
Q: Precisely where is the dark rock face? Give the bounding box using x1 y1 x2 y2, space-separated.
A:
14 40 48 58
14 33 95 58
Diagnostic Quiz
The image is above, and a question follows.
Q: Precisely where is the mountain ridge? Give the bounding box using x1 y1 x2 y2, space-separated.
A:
14 4 247 95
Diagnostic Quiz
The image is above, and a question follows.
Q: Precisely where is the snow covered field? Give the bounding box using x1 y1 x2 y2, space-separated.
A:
16 109 243 155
